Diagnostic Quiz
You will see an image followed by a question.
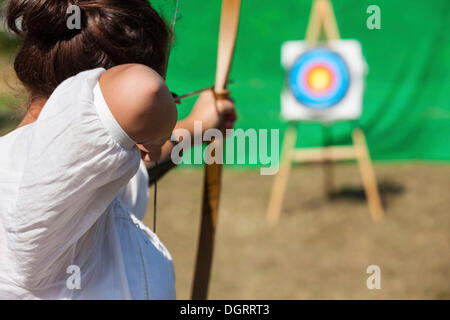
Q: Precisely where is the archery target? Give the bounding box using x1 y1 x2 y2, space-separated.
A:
288 49 350 109
281 40 367 122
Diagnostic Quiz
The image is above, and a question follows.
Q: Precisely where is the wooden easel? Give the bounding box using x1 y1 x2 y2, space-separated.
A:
266 0 384 226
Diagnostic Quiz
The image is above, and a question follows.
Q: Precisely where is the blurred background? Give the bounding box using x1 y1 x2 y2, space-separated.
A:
1 0 449 299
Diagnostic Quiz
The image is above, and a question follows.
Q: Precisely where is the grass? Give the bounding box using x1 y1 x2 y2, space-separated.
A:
144 164 450 299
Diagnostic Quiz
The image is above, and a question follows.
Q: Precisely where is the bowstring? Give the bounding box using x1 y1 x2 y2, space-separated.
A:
171 0 180 31
153 161 158 233
153 0 180 234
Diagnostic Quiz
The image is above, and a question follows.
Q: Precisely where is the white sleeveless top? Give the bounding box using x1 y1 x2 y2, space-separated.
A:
0 68 175 299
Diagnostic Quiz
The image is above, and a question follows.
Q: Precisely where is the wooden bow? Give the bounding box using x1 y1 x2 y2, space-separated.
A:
191 0 241 300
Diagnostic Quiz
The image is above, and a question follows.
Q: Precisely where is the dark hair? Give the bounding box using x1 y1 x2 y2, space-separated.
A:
5 0 172 100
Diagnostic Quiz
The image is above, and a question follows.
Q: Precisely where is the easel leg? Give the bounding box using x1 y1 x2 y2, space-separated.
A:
306 0 340 44
323 152 334 198
322 125 334 199
266 125 297 226
352 128 385 222
305 0 322 44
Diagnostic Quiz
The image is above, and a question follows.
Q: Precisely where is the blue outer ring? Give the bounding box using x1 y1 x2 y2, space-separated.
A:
288 48 350 109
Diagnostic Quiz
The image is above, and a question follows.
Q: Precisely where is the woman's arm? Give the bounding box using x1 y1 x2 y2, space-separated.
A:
100 64 236 184
144 89 236 185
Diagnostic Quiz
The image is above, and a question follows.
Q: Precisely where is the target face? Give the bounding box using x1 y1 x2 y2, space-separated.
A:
281 40 366 122
288 48 350 109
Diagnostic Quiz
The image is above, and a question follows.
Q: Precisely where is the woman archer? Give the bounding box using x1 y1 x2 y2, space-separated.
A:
0 0 235 299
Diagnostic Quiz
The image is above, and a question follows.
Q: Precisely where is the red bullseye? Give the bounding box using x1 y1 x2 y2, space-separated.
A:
305 65 334 94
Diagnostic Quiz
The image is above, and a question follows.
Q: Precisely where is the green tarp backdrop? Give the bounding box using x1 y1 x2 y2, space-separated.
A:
159 0 450 164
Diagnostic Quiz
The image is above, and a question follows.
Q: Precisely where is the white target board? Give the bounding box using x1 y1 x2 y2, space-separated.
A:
281 40 367 123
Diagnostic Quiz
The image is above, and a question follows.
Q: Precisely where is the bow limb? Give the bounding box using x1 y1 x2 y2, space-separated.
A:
191 0 241 300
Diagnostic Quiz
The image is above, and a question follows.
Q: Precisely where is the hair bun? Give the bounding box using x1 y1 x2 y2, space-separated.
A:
6 0 82 39
7 0 171 99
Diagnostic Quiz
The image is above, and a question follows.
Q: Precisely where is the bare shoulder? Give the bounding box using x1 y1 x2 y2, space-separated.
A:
99 64 166 108
97 64 177 145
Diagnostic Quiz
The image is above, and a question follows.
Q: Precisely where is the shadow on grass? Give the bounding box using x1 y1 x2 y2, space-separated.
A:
329 180 405 208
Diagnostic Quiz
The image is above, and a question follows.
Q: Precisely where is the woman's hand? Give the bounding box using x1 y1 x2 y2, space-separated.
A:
137 143 163 166
186 89 237 133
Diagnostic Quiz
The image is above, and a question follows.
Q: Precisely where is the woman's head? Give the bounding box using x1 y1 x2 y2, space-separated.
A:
5 0 172 100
